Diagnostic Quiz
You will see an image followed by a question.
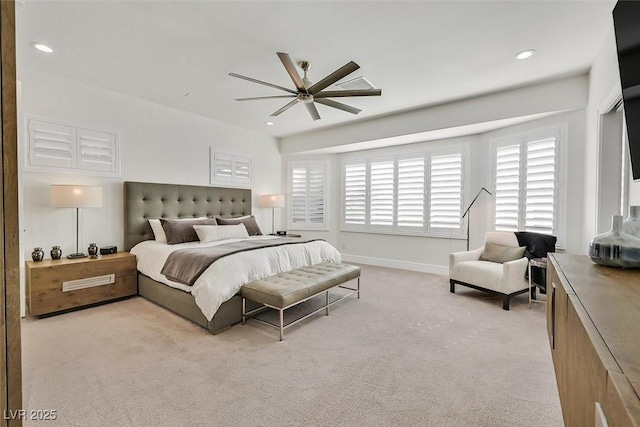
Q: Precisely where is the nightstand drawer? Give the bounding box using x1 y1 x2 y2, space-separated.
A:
26 252 137 316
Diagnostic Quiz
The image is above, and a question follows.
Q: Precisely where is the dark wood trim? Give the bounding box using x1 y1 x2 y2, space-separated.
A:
449 279 529 310
0 1 22 425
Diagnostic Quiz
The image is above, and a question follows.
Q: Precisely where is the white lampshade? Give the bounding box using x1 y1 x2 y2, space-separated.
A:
260 194 285 209
51 185 102 208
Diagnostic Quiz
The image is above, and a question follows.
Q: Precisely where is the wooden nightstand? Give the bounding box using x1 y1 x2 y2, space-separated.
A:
26 252 137 316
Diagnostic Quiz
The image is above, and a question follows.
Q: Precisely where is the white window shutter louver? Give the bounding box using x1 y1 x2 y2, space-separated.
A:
76 128 117 172
288 161 328 229
430 153 462 230
525 138 556 235
370 160 394 226
397 157 425 228
344 162 367 225
495 144 521 232
28 119 75 169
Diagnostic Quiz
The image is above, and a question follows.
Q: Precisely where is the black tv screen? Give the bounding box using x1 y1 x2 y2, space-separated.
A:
613 1 640 180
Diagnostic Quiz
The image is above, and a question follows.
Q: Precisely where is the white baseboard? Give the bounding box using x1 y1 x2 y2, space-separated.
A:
340 254 448 276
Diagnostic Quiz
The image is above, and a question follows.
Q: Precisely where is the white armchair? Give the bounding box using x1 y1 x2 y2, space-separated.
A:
449 231 529 310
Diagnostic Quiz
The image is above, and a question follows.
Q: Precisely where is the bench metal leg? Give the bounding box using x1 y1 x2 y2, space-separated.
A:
357 277 360 299
326 291 329 315
279 309 284 341
242 297 246 325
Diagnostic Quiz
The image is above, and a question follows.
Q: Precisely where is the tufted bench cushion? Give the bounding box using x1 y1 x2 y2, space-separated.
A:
242 262 360 309
241 262 361 340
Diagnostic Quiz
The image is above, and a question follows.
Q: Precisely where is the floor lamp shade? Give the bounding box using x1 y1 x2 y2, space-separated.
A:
51 185 103 208
51 185 103 258
260 194 285 235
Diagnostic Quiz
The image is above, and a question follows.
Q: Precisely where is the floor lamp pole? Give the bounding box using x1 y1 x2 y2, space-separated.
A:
461 187 492 251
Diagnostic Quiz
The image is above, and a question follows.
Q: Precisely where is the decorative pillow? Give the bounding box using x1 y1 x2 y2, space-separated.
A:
193 224 249 243
216 215 262 236
159 218 218 244
149 217 207 243
480 243 526 263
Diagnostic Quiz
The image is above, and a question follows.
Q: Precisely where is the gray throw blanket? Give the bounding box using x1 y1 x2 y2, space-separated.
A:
161 238 322 286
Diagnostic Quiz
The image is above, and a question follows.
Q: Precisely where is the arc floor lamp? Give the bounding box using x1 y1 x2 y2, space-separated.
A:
461 187 492 251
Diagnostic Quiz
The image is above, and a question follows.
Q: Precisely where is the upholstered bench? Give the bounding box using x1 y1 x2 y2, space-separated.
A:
241 262 361 340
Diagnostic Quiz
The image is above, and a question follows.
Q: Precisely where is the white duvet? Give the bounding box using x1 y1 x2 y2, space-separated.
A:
130 236 341 321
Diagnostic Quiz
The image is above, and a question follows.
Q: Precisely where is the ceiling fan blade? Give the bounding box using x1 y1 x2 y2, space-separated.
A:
305 103 321 121
308 61 360 95
270 99 299 117
277 52 306 93
314 89 382 98
229 72 297 94
234 95 296 101
314 98 361 115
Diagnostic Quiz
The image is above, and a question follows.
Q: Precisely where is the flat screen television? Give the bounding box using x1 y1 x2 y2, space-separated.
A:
613 1 640 180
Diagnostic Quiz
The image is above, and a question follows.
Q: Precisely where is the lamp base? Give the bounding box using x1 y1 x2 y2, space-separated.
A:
67 253 87 259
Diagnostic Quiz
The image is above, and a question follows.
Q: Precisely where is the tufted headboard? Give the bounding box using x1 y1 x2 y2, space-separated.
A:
124 181 252 251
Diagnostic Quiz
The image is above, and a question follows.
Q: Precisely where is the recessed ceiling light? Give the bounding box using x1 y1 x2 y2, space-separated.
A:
31 43 53 53
515 49 535 60
265 121 275 126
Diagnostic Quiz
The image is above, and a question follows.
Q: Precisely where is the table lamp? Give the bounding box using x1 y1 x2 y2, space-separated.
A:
51 185 103 259
260 194 285 235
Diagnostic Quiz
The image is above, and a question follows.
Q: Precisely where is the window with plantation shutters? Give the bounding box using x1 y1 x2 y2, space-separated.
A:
288 160 328 229
429 153 462 229
26 117 120 176
492 126 563 240
210 150 252 185
341 146 466 237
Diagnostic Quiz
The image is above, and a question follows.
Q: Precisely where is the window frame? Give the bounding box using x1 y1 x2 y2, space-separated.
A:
341 145 468 239
209 149 252 187
490 124 566 246
287 159 330 231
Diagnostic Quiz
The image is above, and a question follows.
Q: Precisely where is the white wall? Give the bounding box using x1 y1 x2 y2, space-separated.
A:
19 66 281 315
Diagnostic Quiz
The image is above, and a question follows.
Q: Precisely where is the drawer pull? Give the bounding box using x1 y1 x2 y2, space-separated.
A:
62 274 115 292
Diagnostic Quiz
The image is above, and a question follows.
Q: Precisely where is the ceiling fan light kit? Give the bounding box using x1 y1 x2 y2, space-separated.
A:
229 52 382 121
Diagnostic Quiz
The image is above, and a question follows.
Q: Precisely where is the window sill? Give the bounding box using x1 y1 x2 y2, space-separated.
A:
340 227 466 240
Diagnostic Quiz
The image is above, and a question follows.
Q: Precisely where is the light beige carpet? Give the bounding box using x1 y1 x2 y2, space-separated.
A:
22 265 562 427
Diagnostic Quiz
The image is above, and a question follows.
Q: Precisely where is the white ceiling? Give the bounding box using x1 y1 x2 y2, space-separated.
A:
16 1 616 139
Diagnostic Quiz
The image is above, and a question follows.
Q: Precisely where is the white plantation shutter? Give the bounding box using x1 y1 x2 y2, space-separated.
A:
28 120 75 169
397 157 425 228
212 152 233 182
233 156 252 184
77 128 117 173
344 162 367 225
288 161 328 229
526 138 556 235
495 145 521 232
210 150 252 185
290 166 308 225
493 127 562 240
429 153 462 229
370 160 395 226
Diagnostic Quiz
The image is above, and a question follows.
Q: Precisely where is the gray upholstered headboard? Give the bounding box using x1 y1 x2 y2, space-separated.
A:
124 181 252 251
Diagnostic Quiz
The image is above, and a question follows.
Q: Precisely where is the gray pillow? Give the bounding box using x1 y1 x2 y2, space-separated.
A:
160 218 218 244
216 215 262 236
480 243 526 263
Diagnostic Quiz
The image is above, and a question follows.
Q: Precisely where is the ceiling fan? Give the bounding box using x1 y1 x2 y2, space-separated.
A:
229 52 382 121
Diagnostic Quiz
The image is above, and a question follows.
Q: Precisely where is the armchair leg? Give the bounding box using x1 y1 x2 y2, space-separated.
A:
531 286 537 300
502 296 510 311
449 280 455 293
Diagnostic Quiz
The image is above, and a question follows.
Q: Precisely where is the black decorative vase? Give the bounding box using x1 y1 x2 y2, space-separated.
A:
50 245 62 260
88 243 99 257
31 247 44 262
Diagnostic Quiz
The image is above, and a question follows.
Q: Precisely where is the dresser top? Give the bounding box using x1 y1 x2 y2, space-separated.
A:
552 253 640 397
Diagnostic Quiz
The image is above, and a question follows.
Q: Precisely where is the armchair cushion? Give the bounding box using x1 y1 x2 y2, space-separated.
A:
480 243 526 264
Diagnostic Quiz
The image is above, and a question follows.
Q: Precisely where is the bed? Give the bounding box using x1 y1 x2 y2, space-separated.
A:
123 181 340 334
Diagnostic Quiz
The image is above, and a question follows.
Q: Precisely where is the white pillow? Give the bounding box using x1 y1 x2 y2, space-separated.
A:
193 224 249 243
148 217 206 243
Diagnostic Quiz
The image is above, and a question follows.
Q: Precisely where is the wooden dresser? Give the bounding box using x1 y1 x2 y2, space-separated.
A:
26 252 137 316
547 254 640 426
